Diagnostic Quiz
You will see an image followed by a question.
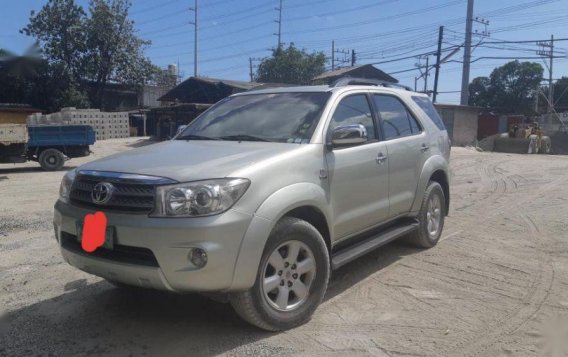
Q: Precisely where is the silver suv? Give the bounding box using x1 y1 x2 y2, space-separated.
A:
54 78 450 331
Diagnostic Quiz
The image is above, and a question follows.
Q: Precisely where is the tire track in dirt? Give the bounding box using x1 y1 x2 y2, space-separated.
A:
445 157 557 356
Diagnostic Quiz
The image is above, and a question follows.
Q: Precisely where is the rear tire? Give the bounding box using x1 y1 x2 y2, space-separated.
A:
230 217 330 331
406 181 446 248
39 149 65 171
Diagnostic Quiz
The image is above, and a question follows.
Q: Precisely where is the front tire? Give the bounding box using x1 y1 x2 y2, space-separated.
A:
407 181 446 248
230 217 330 331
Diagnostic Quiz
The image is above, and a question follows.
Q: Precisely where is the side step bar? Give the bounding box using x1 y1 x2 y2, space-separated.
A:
331 222 418 270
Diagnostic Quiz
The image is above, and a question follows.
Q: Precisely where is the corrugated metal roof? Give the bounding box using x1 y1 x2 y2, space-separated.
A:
191 77 260 90
313 64 398 84
313 65 366 80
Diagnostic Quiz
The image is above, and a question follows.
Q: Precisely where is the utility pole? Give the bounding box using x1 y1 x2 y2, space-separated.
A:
537 35 555 113
275 0 283 50
433 26 444 103
549 35 554 114
351 50 356 66
333 48 351 68
249 58 254 82
189 0 198 77
535 87 540 113
460 0 474 105
331 40 335 71
423 56 429 92
415 55 429 93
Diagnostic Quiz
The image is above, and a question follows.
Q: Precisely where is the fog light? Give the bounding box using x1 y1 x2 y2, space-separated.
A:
189 248 208 268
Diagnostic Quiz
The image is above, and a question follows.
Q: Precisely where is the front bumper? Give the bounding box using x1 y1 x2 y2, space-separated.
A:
54 200 254 292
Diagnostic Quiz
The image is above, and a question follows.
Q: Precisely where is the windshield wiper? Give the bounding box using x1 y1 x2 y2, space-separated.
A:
219 134 272 142
176 134 222 141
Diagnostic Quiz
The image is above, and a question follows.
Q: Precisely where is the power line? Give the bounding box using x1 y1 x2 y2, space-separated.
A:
283 0 465 35
136 7 190 26
285 0 401 22
130 0 184 16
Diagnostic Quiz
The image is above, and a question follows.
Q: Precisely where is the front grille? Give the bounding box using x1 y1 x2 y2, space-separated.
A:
70 174 156 213
61 232 159 267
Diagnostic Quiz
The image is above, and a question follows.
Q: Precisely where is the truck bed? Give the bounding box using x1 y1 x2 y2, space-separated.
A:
27 125 96 147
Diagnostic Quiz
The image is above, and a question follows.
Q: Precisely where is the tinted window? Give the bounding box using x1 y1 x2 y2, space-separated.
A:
179 92 330 143
412 96 446 130
373 95 421 140
329 95 376 141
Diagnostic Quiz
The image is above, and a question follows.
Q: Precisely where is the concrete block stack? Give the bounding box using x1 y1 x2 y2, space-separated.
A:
27 108 130 140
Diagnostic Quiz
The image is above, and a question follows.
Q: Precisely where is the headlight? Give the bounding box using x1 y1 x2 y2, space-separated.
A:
59 169 77 203
152 178 250 217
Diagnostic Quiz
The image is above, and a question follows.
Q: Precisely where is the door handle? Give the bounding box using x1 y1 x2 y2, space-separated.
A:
421 144 430 152
376 153 387 164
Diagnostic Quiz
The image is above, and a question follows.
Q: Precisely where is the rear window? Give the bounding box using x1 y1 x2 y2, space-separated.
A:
412 96 446 131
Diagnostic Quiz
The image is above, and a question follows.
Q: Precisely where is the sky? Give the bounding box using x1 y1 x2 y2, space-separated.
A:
1 0 567 104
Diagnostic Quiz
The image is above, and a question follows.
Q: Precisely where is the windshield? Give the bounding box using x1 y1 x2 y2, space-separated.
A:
177 92 330 143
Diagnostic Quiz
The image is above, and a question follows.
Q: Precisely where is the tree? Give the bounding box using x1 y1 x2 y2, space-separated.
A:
553 77 568 112
256 44 326 85
468 77 492 108
20 0 86 83
0 49 89 112
20 0 156 110
84 0 154 108
469 60 543 114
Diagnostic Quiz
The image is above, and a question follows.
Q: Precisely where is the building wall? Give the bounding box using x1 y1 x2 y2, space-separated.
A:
140 85 170 108
435 105 479 146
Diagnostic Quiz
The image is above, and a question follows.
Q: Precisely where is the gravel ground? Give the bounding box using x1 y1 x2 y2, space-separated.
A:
1 138 568 356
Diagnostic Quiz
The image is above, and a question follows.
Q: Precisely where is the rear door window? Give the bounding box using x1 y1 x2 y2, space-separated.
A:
412 96 446 130
372 95 421 140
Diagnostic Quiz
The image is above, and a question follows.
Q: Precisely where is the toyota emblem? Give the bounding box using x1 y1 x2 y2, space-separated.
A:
91 182 114 205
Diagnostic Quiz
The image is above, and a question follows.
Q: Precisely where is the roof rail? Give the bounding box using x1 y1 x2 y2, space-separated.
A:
331 77 413 91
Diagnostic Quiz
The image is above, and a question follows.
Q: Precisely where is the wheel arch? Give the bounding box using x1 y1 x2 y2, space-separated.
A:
229 183 332 290
283 206 331 254
410 155 450 215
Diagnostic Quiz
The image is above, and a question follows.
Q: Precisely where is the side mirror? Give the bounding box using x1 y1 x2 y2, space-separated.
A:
330 124 367 147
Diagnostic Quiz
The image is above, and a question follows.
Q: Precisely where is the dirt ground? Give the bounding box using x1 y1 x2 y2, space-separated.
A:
1 138 568 356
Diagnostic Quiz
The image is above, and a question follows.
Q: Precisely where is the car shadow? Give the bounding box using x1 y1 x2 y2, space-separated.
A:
0 241 421 356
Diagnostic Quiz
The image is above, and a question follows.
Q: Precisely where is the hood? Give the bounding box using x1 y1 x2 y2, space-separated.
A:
79 140 302 182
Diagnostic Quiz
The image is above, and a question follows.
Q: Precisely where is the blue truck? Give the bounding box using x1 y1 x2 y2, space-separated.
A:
0 124 96 171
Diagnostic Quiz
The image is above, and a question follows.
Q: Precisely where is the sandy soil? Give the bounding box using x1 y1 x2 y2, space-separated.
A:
1 138 568 356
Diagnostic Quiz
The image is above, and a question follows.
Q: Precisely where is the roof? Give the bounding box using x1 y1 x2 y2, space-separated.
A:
190 76 259 90
158 76 262 103
0 103 41 113
313 64 398 84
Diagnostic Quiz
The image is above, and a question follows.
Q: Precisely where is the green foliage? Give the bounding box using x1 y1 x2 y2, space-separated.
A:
469 60 543 114
21 0 86 81
0 52 90 112
17 0 156 110
553 77 568 112
256 44 326 85
84 0 154 107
